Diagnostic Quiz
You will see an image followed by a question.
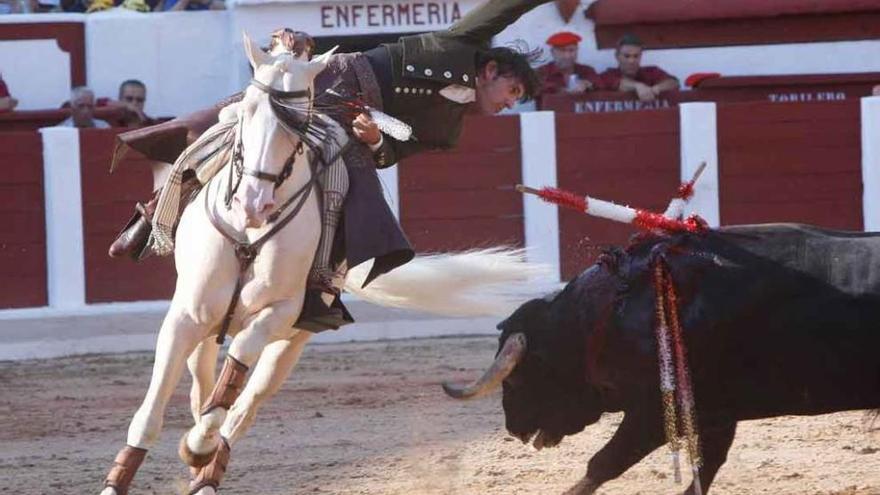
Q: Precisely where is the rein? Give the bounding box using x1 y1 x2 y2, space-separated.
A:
206 76 324 344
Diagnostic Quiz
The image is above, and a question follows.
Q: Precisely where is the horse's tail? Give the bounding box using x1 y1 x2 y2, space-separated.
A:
344 247 558 317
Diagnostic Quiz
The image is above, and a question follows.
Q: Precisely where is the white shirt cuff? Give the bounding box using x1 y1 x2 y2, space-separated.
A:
368 134 384 152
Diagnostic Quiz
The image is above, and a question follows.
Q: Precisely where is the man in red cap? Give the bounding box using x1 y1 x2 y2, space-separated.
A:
537 31 602 96
601 33 678 102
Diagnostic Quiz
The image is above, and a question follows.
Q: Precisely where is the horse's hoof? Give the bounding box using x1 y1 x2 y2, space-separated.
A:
99 488 118 495
187 437 230 495
179 431 217 468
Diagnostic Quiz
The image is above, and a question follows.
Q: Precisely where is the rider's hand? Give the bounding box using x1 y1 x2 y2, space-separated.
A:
352 113 381 146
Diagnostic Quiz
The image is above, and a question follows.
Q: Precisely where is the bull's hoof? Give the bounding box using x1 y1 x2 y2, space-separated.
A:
179 432 218 468
561 477 597 495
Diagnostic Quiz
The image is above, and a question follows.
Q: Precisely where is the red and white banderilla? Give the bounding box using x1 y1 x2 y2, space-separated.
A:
516 162 708 234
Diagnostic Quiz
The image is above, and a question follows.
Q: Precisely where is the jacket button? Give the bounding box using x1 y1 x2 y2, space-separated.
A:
394 87 401 93
462 74 469 82
403 87 410 93
424 68 433 76
426 89 433 95
406 65 415 72
443 71 452 78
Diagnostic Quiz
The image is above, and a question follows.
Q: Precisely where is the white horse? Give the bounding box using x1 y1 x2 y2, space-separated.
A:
101 33 550 495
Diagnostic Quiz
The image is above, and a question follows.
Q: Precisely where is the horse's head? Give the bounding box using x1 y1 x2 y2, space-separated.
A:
231 31 335 229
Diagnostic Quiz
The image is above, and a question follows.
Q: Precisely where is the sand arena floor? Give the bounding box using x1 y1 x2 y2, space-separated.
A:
1 336 879 495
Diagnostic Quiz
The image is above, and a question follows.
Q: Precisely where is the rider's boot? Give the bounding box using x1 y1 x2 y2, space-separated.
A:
108 172 200 261
297 269 349 332
108 193 158 261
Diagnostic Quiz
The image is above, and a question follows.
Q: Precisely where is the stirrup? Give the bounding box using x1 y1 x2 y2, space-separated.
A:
307 268 341 296
296 288 349 332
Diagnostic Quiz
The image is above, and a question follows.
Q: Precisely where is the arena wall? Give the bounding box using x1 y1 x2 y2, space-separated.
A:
78 131 177 303
399 115 525 253
3 98 878 312
0 131 47 308
717 100 863 229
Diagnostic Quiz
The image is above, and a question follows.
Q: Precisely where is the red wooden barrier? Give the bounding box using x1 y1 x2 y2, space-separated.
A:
556 109 681 279
79 130 176 303
0 107 125 132
0 131 47 308
717 100 862 229
398 115 524 252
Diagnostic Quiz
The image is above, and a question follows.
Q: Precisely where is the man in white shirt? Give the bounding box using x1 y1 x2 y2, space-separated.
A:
57 86 111 128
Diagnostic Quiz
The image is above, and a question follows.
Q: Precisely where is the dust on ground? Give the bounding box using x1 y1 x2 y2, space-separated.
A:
1 336 878 495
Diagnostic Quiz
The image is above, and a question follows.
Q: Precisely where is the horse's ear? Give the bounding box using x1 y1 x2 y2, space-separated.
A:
242 31 271 70
306 45 338 76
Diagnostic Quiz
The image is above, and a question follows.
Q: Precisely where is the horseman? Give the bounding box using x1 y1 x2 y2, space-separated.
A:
108 0 549 331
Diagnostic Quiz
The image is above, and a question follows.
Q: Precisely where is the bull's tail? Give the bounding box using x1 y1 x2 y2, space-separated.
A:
344 247 557 317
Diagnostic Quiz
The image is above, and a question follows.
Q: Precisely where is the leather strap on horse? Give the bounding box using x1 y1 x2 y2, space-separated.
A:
104 445 147 495
206 170 316 344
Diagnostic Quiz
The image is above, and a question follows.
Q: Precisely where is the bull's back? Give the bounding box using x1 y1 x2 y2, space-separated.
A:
715 223 880 298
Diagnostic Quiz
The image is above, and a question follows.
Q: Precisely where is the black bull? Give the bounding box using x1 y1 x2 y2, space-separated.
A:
443 223 880 494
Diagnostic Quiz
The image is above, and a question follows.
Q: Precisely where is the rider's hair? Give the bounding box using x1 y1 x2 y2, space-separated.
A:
616 33 644 52
475 41 542 103
265 28 316 60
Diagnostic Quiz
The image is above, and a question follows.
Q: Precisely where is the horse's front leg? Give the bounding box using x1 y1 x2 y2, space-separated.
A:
221 329 311 443
100 306 210 495
183 299 305 493
188 339 221 423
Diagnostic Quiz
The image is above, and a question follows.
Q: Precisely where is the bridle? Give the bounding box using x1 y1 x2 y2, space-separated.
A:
223 79 313 209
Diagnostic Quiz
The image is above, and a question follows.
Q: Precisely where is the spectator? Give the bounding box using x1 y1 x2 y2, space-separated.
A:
601 34 679 102
115 79 156 128
156 0 223 11
536 31 602 95
0 74 18 112
60 0 88 11
57 87 110 128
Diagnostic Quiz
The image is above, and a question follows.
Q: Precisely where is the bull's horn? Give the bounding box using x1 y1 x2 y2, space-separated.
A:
442 333 526 400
